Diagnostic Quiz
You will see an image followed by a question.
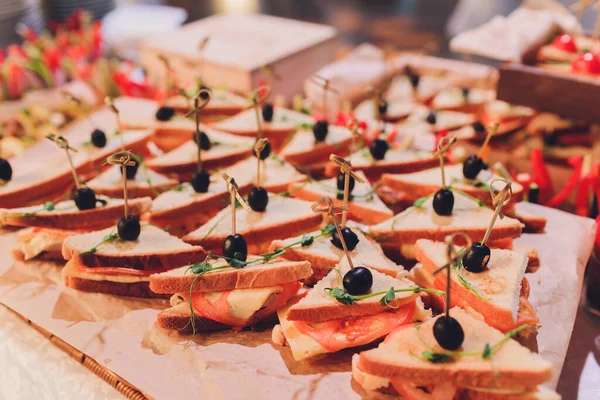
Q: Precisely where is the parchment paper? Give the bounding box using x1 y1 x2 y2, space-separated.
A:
0 203 594 399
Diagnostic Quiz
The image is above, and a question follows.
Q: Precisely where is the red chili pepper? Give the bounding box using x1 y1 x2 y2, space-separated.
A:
530 148 554 205
0 48 4 64
434 128 448 151
386 127 398 143
595 216 600 248
546 156 583 208
575 162 600 217
91 21 103 60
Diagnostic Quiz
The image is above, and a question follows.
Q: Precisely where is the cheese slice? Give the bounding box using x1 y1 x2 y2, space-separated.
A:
62 258 151 283
204 285 283 320
145 125 253 169
213 107 313 136
86 165 179 197
16 227 69 260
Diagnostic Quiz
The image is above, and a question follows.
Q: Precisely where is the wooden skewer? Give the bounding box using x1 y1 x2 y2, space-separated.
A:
482 179 513 245
106 152 137 217
329 154 365 227
185 89 212 171
310 75 339 122
432 136 457 188
222 172 249 235
478 122 499 158
246 85 273 138
311 196 353 269
104 97 123 150
254 138 269 187
46 134 81 189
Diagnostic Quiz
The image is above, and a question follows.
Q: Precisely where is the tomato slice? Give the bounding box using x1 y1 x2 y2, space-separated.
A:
292 301 416 353
572 52 600 75
192 281 300 328
551 34 578 53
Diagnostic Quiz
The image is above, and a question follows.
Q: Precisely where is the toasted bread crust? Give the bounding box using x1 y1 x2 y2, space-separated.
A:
149 260 312 294
146 150 252 176
324 157 440 180
64 276 168 298
288 185 393 225
283 137 354 167
183 214 323 252
0 198 152 230
11 249 64 262
381 174 525 208
62 245 207 270
266 243 338 284
157 307 230 332
91 182 179 200
287 296 417 322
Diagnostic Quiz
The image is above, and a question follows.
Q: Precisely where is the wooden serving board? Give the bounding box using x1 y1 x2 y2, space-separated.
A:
497 63 600 124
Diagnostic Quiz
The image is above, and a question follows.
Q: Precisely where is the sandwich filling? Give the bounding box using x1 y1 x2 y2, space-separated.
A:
16 227 75 260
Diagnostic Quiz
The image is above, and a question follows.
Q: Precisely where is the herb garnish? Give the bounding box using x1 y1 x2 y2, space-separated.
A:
79 233 120 254
324 285 445 307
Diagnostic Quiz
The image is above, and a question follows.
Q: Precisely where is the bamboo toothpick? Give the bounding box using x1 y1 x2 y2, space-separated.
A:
433 232 472 318
346 118 364 153
158 55 173 101
222 172 249 235
46 134 80 189
309 75 339 121
478 122 499 158
254 138 269 187
104 97 123 149
107 151 136 217
432 136 457 188
329 154 365 227
311 197 353 269
482 179 513 245
245 85 272 139
185 89 212 171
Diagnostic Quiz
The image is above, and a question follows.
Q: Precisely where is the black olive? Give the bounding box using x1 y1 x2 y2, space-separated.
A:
432 188 454 216
462 242 491 273
191 169 210 193
119 158 139 180
73 187 97 211
472 121 485 133
343 266 373 295
528 184 539 204
253 138 271 160
461 87 470 100
542 130 559 146
0 158 13 182
433 316 464 350
331 227 359 251
248 186 269 212
117 215 141 241
199 87 210 100
462 155 487 180
193 131 212 150
91 129 107 148
426 112 437 125
336 172 355 193
378 99 388 116
369 138 389 160
313 120 329 142
262 103 274 122
223 234 248 264
155 106 175 121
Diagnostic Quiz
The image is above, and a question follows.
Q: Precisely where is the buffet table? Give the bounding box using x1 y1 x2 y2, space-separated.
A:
0 203 596 399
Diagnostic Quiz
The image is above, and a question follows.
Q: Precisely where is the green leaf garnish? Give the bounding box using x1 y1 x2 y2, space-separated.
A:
325 287 355 305
321 224 335 235
380 287 396 307
301 234 314 247
482 344 493 359
229 258 248 269
422 351 453 363
298 122 313 130
79 233 119 254
327 285 443 307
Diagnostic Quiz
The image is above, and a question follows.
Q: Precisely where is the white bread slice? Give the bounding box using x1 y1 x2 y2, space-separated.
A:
182 196 323 253
279 125 353 167
149 257 312 293
212 107 313 143
145 125 253 174
0 129 153 208
352 354 560 399
402 105 477 132
386 75 447 103
324 147 438 179
86 165 179 199
382 164 525 206
223 155 306 193
430 87 495 110
62 224 207 269
286 258 418 322
165 89 250 114
0 197 152 230
357 307 553 391
353 98 417 122
415 239 528 329
484 100 535 122
13 227 75 261
287 170 393 225
269 227 403 283
369 191 523 248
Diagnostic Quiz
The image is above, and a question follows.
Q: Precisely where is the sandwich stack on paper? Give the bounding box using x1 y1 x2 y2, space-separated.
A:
413 239 539 336
274 259 431 360
62 224 207 298
149 256 312 332
352 307 558 399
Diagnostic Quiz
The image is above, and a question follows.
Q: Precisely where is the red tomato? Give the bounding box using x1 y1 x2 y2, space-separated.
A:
551 34 578 53
572 52 600 75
